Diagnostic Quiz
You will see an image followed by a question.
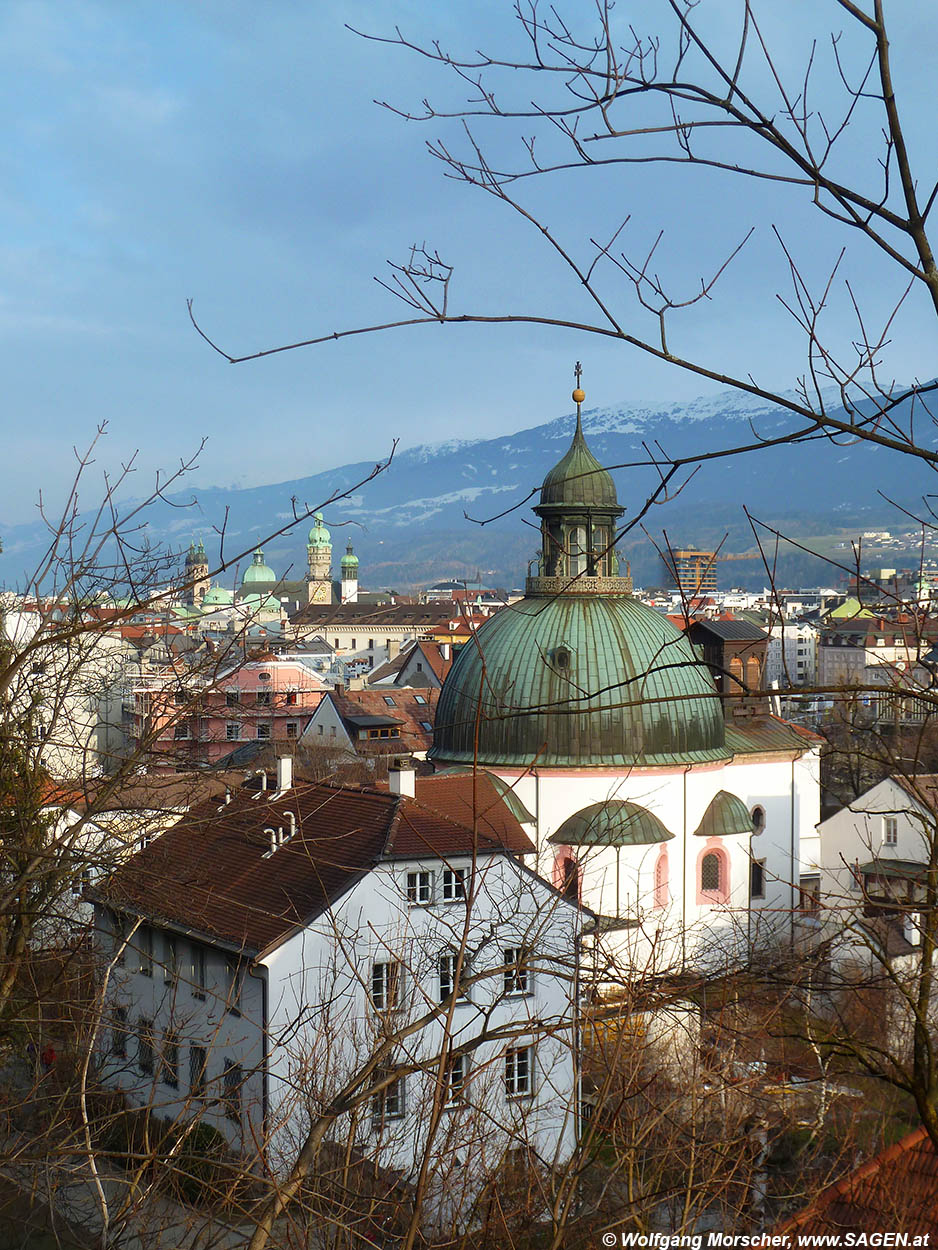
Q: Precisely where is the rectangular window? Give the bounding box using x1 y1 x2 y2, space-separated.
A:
406 871 432 905
334 638 340 650
505 1046 533 1098
371 961 402 1013
286 721 298 738
285 692 297 706
503 948 530 996
164 934 178 985
226 723 241 741
330 725 336 738
226 959 242 1015
442 868 466 902
161 1033 179 1088
173 722 190 740
884 815 898 846
444 1054 467 1104
190 944 206 1000
189 1045 207 1099
750 859 766 900
383 696 396 707
414 695 427 705
420 721 433 732
351 638 356 650
255 691 271 706
222 1061 243 1123
368 639 374 650
256 723 271 740
112 1007 127 1058
139 926 153 977
225 691 240 707
372 1075 405 1125
137 1018 155 1076
438 952 468 1002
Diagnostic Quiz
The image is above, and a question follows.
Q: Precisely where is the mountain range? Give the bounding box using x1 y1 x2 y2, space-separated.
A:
3 386 936 594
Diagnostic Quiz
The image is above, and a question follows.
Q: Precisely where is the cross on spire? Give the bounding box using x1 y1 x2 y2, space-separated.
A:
574 361 582 388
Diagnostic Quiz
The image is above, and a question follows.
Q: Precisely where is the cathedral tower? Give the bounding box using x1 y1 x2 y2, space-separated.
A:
307 512 333 605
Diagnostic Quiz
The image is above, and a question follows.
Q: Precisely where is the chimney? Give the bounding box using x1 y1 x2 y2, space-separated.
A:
276 756 293 792
440 642 451 661
388 756 416 798
388 639 401 660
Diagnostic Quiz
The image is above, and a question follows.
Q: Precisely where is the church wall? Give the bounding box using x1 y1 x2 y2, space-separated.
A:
490 750 818 972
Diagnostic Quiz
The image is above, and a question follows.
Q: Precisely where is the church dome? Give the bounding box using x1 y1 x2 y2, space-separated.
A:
429 593 729 769
242 548 277 587
538 417 619 511
201 585 234 607
308 512 331 548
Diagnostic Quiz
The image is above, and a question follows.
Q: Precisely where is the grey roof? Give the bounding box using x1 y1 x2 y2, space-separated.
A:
691 619 768 642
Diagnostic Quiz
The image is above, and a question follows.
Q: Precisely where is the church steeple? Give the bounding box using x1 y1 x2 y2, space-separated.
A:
531 366 626 587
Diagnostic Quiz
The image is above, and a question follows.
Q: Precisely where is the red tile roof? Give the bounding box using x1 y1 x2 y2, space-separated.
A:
93 780 533 955
778 1126 938 1234
378 773 532 846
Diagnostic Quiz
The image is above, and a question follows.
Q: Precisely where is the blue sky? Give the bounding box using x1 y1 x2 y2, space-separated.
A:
1 1 936 525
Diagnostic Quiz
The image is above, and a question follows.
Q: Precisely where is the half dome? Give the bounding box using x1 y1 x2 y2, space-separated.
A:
430 594 729 769
548 799 674 846
693 791 755 838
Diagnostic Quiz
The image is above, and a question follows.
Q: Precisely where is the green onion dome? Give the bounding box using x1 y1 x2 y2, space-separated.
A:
307 512 331 548
341 540 359 571
429 593 729 769
538 414 619 511
242 548 277 587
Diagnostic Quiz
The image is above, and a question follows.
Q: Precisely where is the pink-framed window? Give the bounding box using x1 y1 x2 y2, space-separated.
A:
696 841 730 905
552 847 581 903
654 847 669 909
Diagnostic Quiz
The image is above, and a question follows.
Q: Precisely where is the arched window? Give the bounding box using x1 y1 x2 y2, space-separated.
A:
567 525 587 575
751 805 766 835
700 853 721 891
728 656 744 692
746 655 761 690
654 847 669 909
696 844 730 904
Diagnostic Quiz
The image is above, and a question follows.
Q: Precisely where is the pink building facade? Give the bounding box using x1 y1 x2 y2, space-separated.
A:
131 658 328 769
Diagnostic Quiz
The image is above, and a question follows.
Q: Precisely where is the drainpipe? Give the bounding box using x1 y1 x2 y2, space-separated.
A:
248 963 269 1149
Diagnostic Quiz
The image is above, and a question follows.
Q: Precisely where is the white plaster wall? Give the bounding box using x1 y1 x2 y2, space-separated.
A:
818 776 930 904
492 748 818 973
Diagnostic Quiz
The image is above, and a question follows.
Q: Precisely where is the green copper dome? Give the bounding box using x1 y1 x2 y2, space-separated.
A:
539 413 619 511
548 799 674 847
308 512 331 548
693 791 755 838
341 540 359 571
242 548 276 587
430 593 729 769
201 585 234 607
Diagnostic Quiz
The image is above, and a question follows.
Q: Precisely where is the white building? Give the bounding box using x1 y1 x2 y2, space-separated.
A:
764 619 818 689
92 760 583 1207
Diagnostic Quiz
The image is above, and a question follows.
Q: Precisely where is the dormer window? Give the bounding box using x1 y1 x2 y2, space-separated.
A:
555 647 571 670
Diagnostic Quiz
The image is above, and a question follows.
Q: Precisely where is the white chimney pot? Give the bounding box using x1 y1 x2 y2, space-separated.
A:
276 756 293 792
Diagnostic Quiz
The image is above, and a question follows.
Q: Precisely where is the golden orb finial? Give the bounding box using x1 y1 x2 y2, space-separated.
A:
572 360 585 405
